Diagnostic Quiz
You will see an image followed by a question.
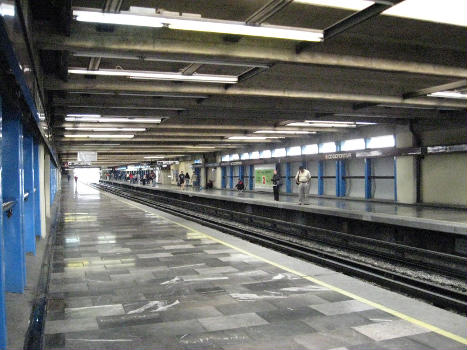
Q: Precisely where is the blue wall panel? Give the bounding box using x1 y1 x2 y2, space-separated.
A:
2 104 26 293
33 141 41 237
0 97 7 350
22 131 35 254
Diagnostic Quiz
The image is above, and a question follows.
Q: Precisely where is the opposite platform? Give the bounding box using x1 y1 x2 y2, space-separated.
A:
43 181 467 350
101 180 467 235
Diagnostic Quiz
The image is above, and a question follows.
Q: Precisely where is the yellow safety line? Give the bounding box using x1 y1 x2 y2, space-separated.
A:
97 187 467 345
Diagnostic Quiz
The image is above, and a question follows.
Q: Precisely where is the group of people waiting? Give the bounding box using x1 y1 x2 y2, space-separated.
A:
177 171 192 189
234 166 311 204
126 171 156 186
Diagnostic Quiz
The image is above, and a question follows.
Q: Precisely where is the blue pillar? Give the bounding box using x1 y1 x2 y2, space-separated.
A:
33 141 41 237
221 166 226 189
285 162 292 193
364 158 372 199
239 165 244 181
318 161 324 195
194 167 201 187
249 164 254 191
229 166 234 189
0 97 7 350
337 160 346 197
23 131 35 254
2 104 26 293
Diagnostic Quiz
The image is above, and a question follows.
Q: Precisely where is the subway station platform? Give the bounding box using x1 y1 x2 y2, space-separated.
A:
101 180 467 236
43 181 467 350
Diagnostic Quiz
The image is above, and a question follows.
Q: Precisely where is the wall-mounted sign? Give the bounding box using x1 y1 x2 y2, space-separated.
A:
77 151 97 162
254 164 275 189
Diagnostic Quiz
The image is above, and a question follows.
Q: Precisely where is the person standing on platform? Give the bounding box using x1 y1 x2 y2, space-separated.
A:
295 166 311 205
185 172 190 187
74 175 78 184
271 169 282 201
179 172 185 189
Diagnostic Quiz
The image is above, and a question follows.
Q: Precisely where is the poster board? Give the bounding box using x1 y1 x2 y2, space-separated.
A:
254 164 275 191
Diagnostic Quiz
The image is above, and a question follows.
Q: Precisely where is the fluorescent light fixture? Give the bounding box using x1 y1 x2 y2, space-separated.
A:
65 117 162 123
0 2 15 17
254 130 315 134
68 68 238 84
73 9 324 41
64 134 135 138
144 156 165 159
287 122 357 128
293 0 372 11
294 0 467 27
67 114 101 118
428 91 467 100
84 143 120 146
228 136 284 140
65 127 146 132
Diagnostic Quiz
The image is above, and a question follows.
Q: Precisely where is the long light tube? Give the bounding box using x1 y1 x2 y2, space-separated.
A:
64 134 135 138
428 91 467 100
68 68 238 84
254 130 315 134
65 127 146 131
65 117 162 123
228 136 284 140
73 9 324 42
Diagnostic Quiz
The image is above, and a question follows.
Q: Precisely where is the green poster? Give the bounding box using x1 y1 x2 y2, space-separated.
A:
255 168 274 188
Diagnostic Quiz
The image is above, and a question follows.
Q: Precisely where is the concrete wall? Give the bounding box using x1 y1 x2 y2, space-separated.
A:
421 153 467 206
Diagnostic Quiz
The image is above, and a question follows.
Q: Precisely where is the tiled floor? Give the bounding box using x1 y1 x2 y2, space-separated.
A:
44 182 467 350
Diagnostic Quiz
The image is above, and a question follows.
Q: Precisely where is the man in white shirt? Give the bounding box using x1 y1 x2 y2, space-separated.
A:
295 166 311 205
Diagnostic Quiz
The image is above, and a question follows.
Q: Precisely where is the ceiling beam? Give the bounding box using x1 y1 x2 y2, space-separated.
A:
35 22 467 78
47 78 467 109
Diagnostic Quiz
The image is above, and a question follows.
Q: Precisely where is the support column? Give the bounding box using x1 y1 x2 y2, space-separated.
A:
221 166 226 189
44 152 51 219
38 143 46 237
336 160 346 197
318 161 324 195
364 158 372 199
249 164 254 191
229 166 234 189
2 104 25 293
23 130 35 254
0 97 7 350
285 162 292 193
239 165 244 181
33 141 41 237
395 128 417 203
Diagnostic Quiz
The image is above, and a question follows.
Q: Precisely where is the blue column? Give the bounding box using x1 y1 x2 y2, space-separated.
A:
2 104 26 293
23 131 35 254
229 166 234 189
285 162 292 193
239 165 244 181
318 161 324 195
33 141 41 237
337 160 346 197
221 166 226 189
194 167 201 187
50 162 56 202
364 158 372 199
249 164 254 190
0 97 7 350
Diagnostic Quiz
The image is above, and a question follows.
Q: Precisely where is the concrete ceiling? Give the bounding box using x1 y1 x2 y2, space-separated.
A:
31 0 467 166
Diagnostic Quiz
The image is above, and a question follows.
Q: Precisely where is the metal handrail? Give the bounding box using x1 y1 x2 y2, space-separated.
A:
2 200 16 217
24 192 30 201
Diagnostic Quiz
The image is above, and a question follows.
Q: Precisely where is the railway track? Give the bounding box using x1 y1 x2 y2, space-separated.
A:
92 182 467 315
